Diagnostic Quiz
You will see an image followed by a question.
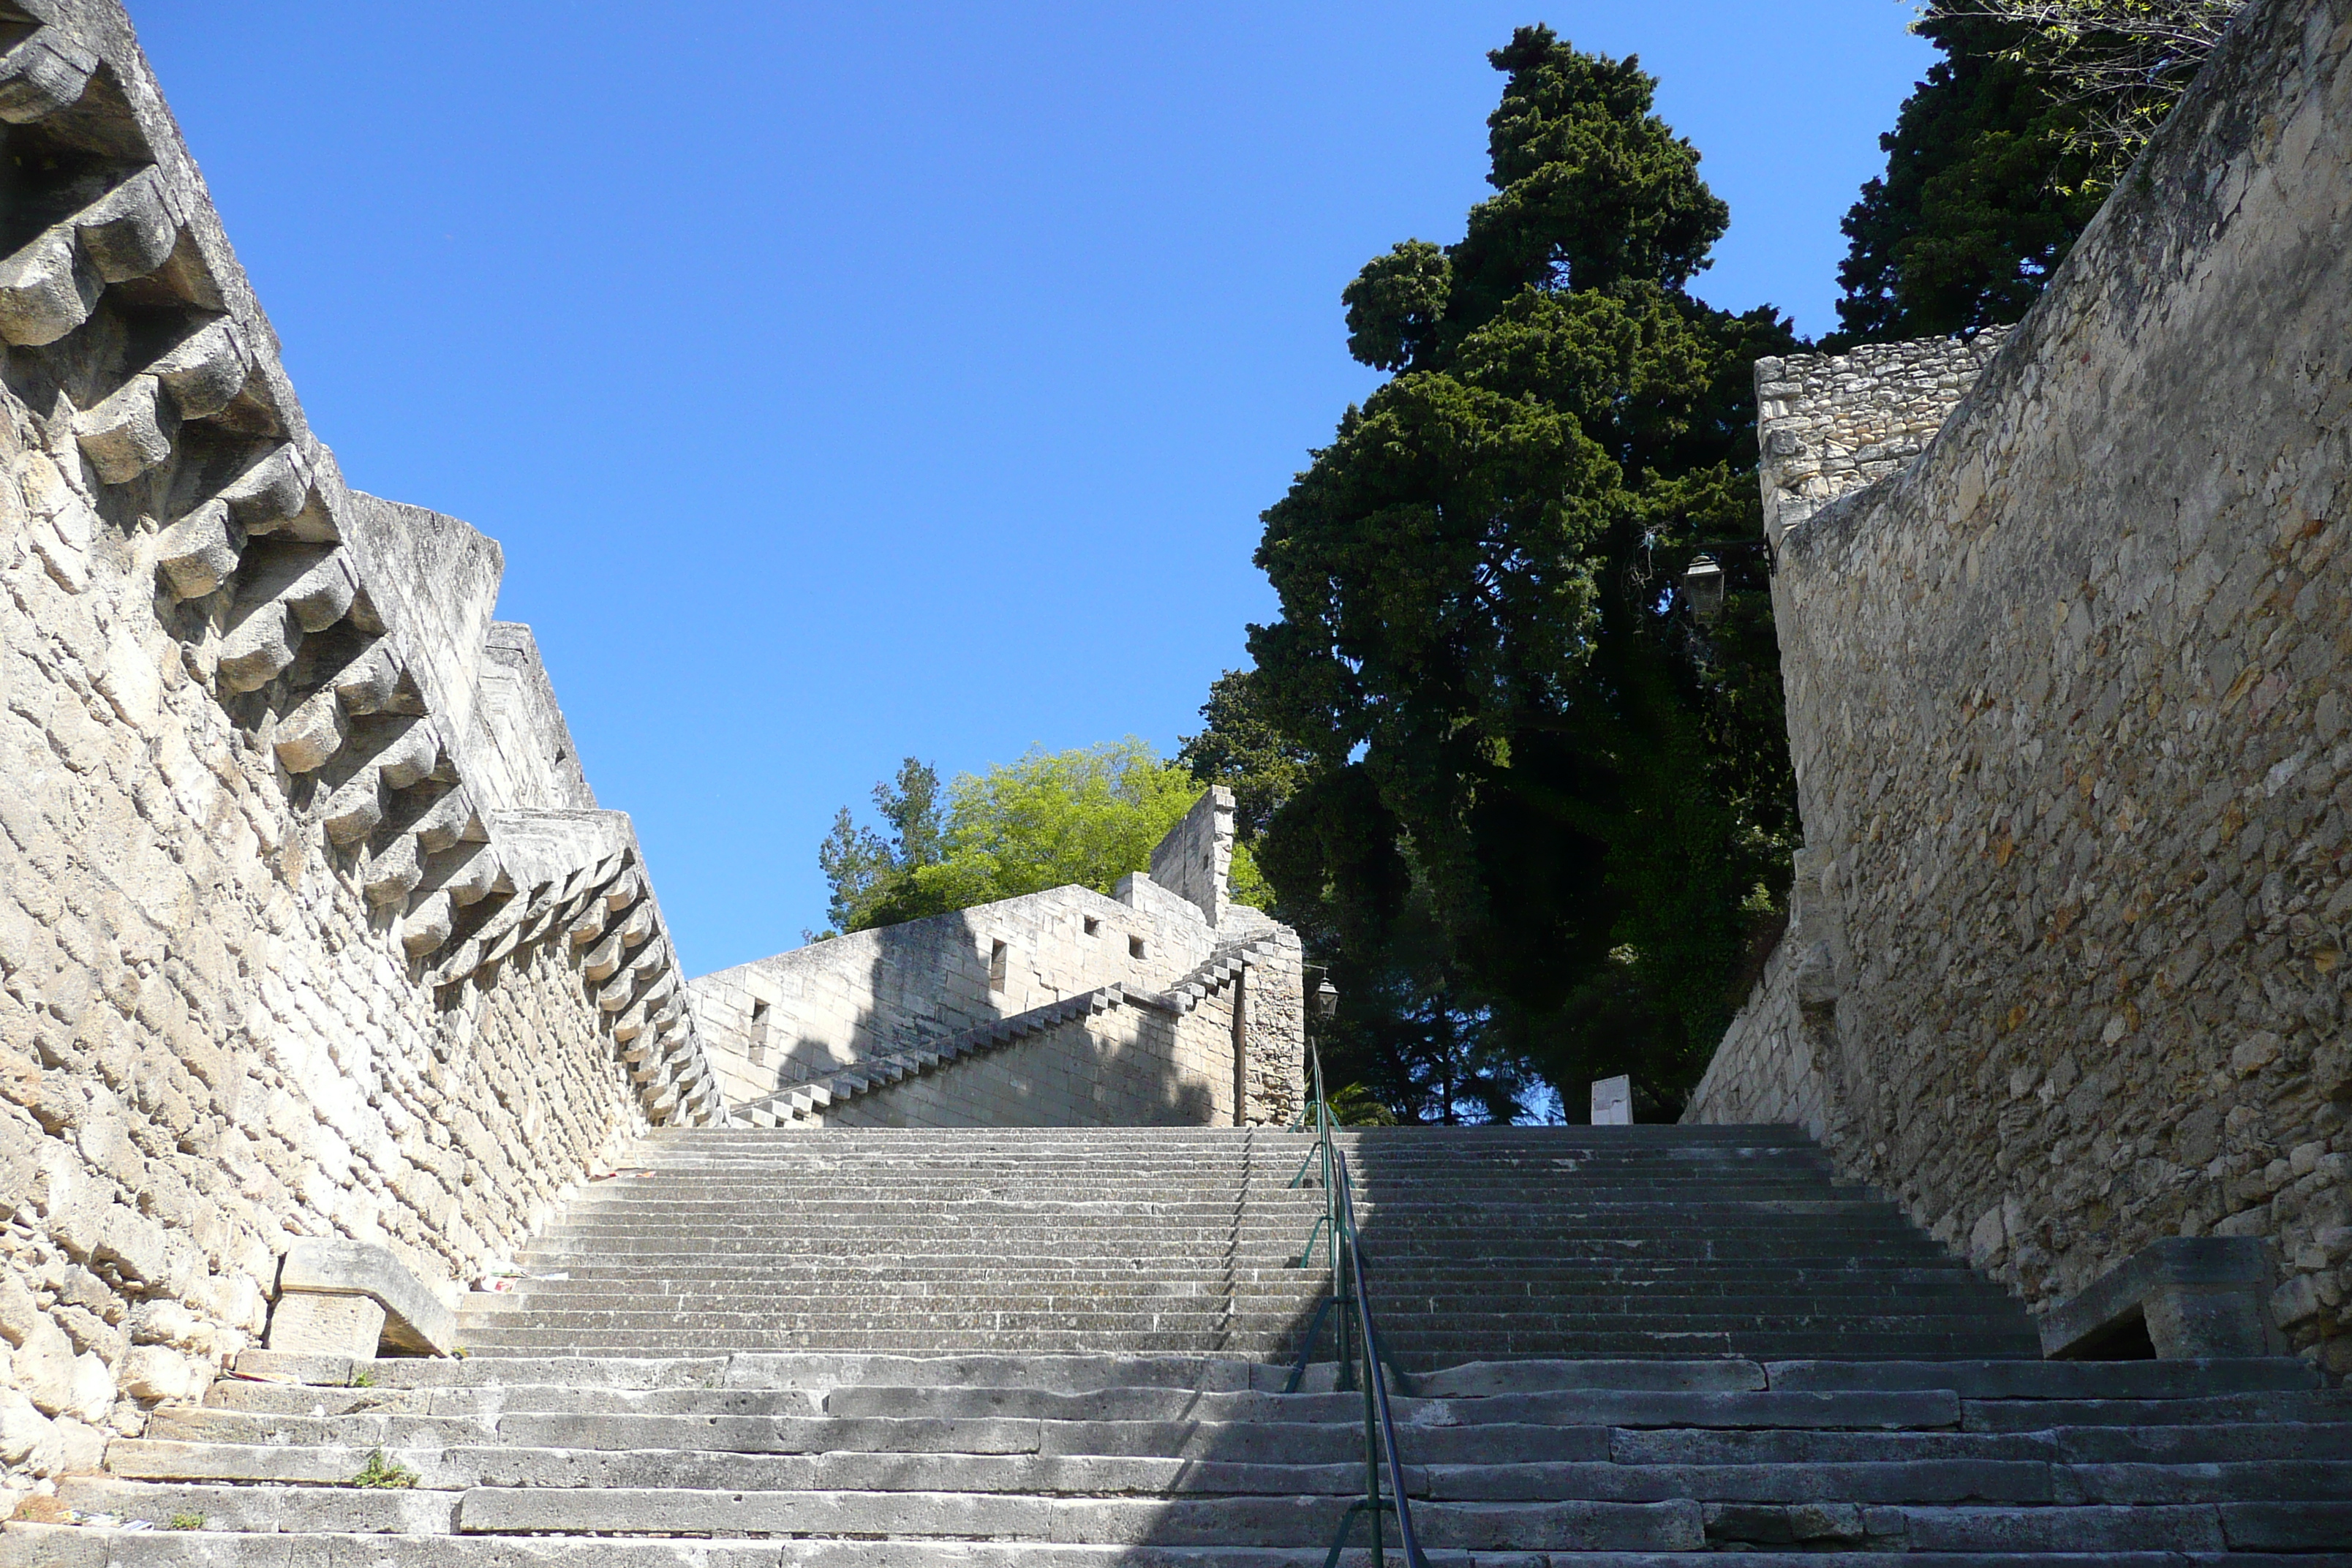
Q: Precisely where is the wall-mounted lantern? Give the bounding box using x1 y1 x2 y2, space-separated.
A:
1683 554 1725 623
1313 977 1339 1019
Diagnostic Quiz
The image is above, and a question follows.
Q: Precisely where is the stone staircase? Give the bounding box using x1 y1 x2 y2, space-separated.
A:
454 1126 2042 1362
10 1126 2352 1562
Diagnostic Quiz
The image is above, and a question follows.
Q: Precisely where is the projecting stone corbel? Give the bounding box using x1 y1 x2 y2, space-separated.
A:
2040 1237 2286 1360
265 1240 456 1359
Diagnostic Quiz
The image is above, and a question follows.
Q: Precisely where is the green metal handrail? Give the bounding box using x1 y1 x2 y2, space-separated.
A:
1283 1045 1428 1568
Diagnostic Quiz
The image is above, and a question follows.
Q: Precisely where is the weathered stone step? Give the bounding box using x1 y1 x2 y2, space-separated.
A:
448 1333 1306 1356
110 1426 2352 1509
139 1413 1629 1466
14 1526 2352 1568
461 1303 2028 1332
472 1297 2017 1328
514 1240 1965 1266
523 1223 1942 1246
1961 1390 2352 1431
98 1443 1385 1496
1370 1340 2043 1367
1406 1357 2323 1400
636 1125 1813 1144
572 1180 1849 1199
461 1487 1707 1549
448 1331 2041 1362
50 1479 456 1534
61 1479 2351 1558
223 1352 1325 1392
475 1273 2010 1304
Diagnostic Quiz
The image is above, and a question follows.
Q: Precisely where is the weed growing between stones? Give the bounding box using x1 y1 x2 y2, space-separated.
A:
350 1452 418 1490
167 1513 206 1531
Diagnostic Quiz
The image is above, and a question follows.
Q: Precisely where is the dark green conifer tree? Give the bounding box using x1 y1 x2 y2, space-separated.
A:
1830 11 2103 342
1223 26 1799 1121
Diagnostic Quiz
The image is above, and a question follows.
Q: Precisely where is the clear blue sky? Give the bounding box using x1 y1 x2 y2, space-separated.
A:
132 2 1931 974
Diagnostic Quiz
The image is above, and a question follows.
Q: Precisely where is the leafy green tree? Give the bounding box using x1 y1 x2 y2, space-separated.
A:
1238 26 1799 1121
819 742 1273 935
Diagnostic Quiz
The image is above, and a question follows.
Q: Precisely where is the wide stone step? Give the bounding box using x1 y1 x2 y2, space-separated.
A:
97 1443 1385 1496
478 1259 2002 1281
110 1419 2352 1509
467 1297 2019 1329
461 1487 1709 1549
1961 1390 2352 1431
468 1275 2013 1306
460 1301 2028 1330
243 1350 2198 1400
570 1186 1855 1205
451 1331 1305 1355
101 1439 2352 1509
15 1526 2352 1568
537 1203 1923 1221
445 1335 2040 1364
45 1481 2352 1555
18 1485 1708 1553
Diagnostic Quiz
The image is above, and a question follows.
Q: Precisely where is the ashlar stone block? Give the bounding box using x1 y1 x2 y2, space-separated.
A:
265 1292 385 1359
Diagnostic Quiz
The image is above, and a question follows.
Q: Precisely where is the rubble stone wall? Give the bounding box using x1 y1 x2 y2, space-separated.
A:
1690 0 2352 1377
0 0 722 1481
1754 330 2010 547
1685 851 1833 1142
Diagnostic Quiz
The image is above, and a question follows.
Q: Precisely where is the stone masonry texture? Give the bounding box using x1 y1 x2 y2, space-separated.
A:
0 0 725 1484
1689 0 2352 1379
1755 329 2012 548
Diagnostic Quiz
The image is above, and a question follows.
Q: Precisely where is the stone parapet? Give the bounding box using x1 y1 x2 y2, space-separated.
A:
1754 328 2009 546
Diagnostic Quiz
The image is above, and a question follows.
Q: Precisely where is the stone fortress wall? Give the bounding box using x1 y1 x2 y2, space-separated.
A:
0 0 726 1477
1689 0 2352 1377
687 785 1307 1129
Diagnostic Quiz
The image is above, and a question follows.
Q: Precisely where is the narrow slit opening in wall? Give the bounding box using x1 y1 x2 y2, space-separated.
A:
989 941 1008 990
1129 936 1145 960
1083 916 1099 937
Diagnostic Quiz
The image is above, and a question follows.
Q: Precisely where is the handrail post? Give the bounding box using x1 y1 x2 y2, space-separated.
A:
1360 1203 1383 1568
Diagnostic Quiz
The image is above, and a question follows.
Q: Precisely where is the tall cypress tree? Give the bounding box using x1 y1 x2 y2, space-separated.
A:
1224 26 1798 1120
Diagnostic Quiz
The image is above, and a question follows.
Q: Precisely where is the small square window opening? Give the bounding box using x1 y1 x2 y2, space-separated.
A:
1083 916 1100 937
1129 936 1146 960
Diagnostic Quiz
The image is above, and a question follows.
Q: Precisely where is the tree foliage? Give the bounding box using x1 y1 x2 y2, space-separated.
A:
815 758 944 936
1831 1 2239 344
818 742 1270 935
1937 1 2240 161
1222 26 1800 1123
1177 668 1316 845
